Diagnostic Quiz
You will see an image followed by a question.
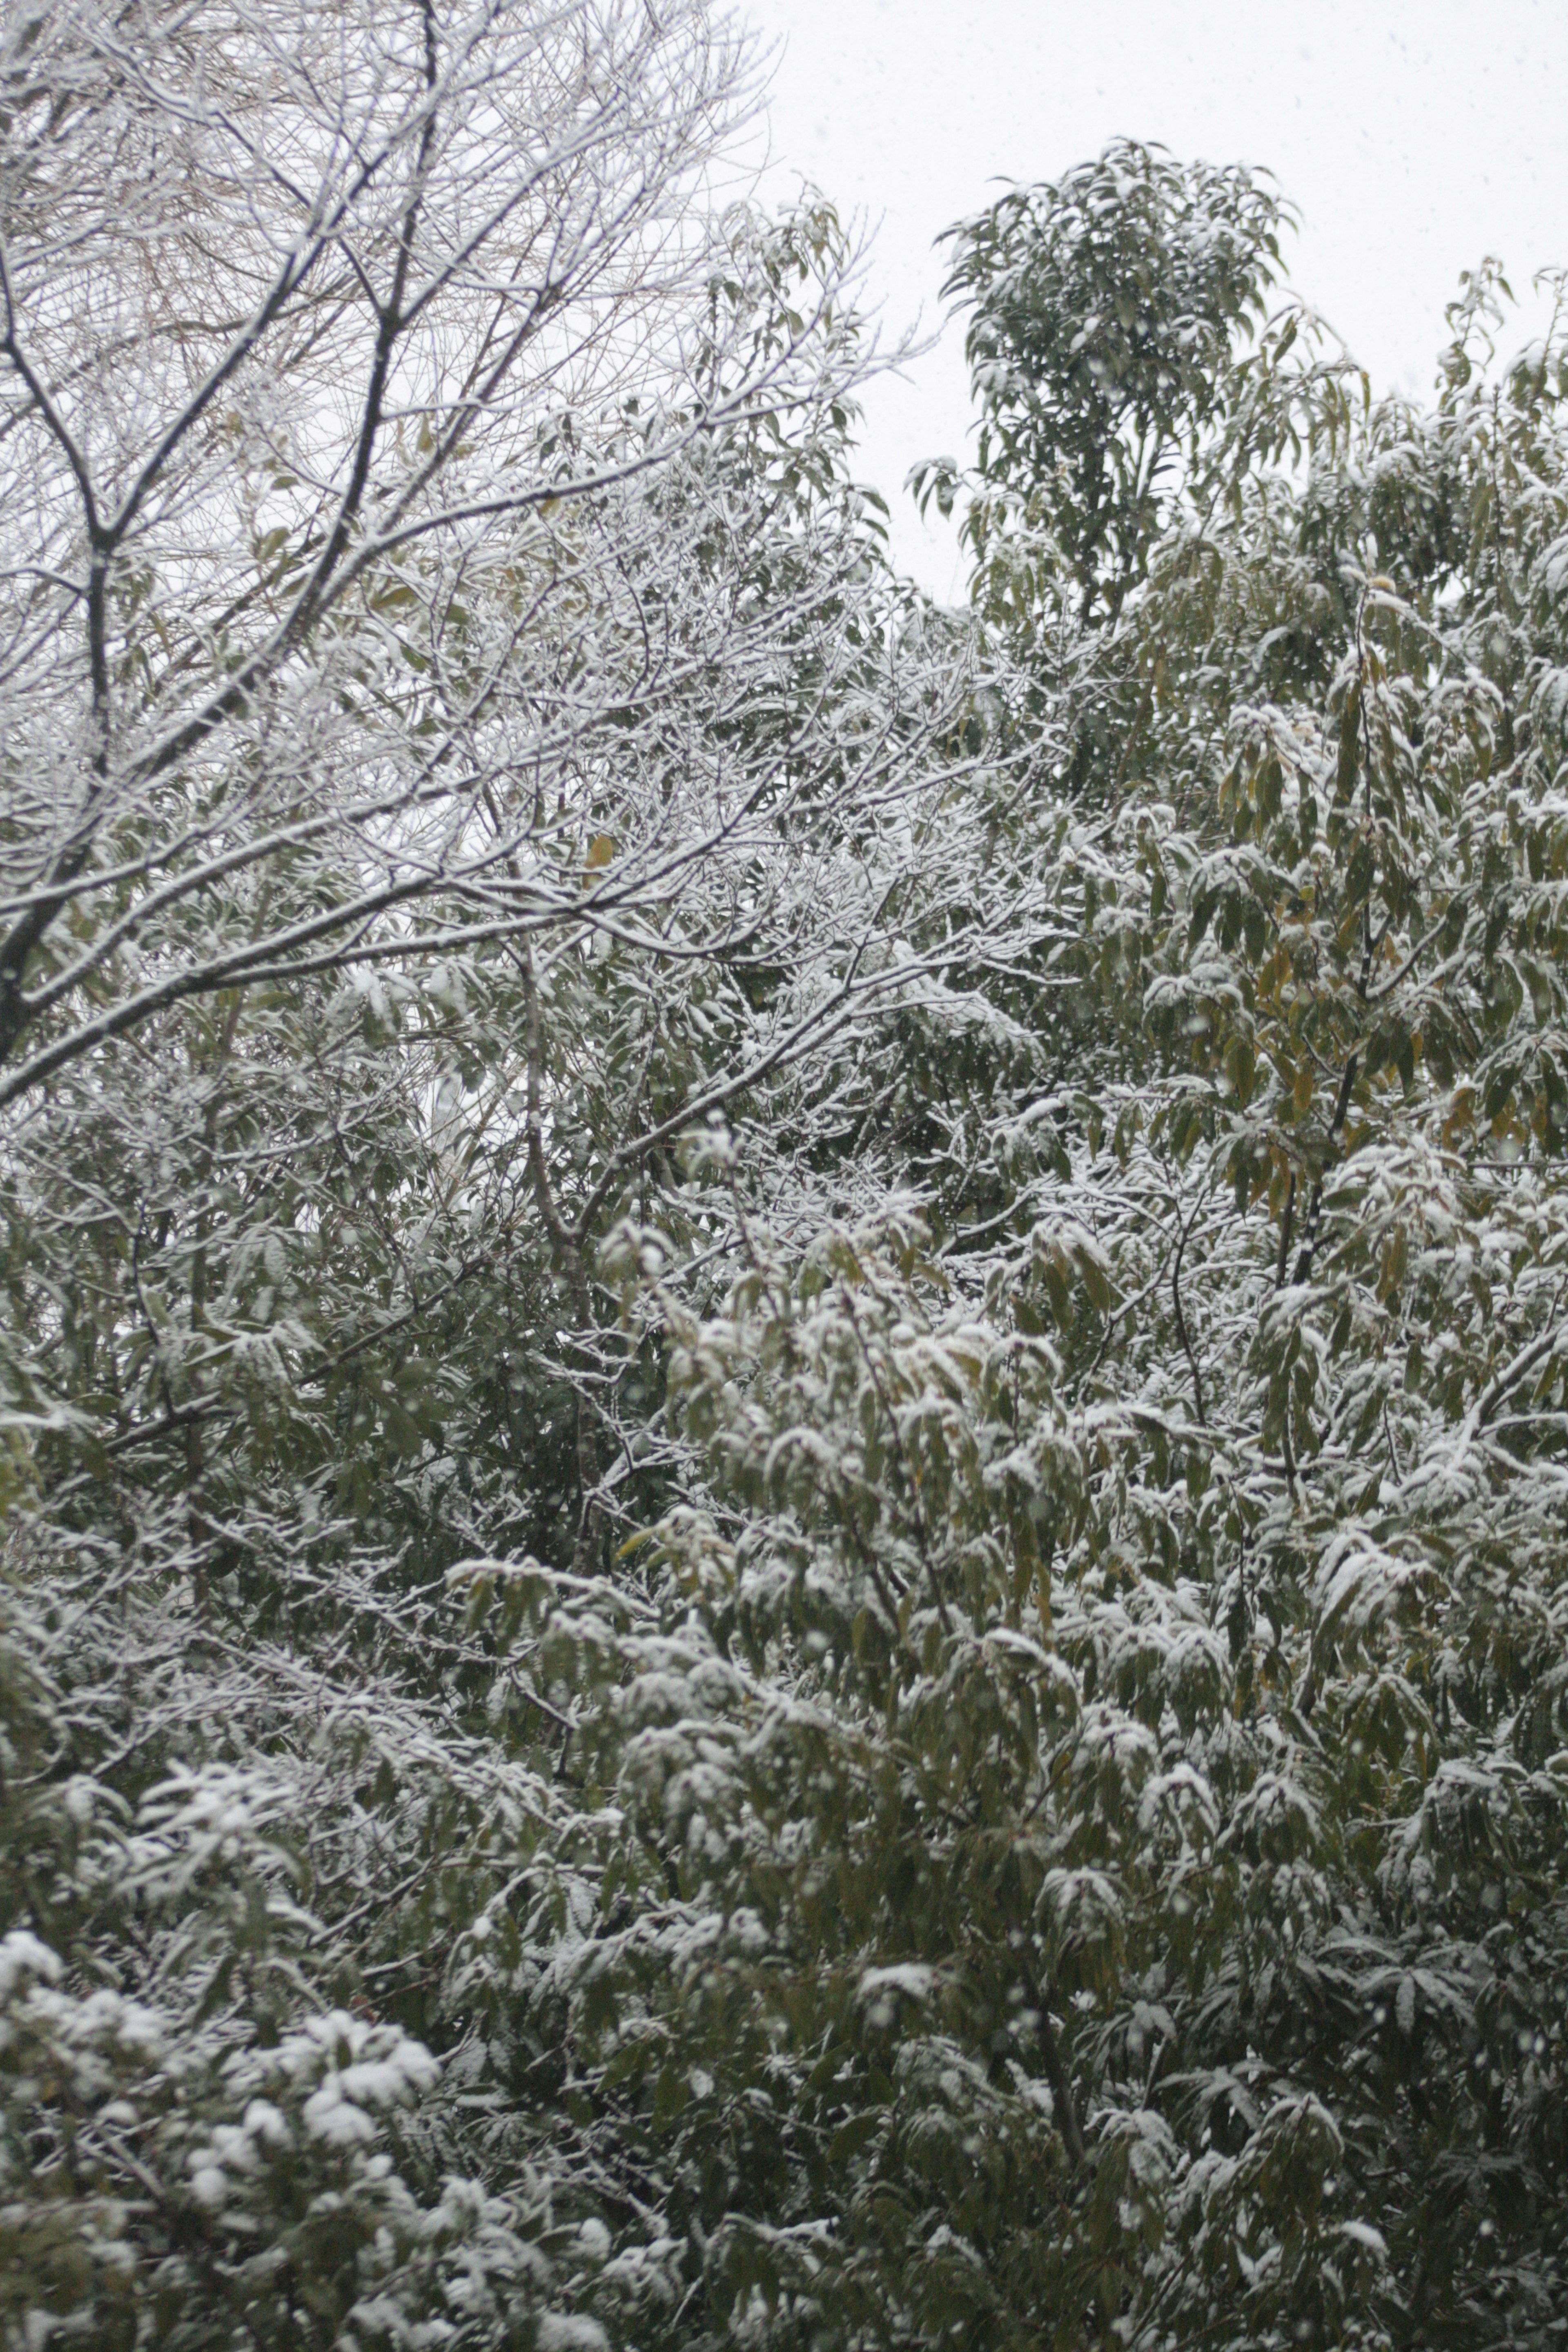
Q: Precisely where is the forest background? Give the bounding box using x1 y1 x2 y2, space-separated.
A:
3 4 1568 2350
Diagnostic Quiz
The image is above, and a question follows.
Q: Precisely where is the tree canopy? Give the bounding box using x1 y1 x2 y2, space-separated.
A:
4 27 1568 2351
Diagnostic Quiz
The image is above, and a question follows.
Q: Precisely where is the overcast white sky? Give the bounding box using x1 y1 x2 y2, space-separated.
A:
741 0 1568 593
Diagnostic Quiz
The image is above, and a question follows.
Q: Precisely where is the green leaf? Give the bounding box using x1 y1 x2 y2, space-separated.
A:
829 2108 884 2164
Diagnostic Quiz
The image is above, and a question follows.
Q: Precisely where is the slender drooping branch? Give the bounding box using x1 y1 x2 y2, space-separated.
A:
1171 1206 1206 1427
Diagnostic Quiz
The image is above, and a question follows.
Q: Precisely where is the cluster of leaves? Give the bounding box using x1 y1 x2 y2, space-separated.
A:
468 164 1568 2352
6 16 1568 2348
0 2 978 2343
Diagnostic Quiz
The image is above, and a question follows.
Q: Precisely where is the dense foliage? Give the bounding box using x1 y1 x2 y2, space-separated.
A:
4 14 1568 2348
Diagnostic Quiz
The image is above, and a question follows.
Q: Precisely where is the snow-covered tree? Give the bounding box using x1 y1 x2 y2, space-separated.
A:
0 4 982 2343
9 40 1568 2351
487 165 1568 2352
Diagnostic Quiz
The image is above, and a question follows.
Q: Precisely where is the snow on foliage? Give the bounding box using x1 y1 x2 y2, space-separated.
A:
4 16 1568 2348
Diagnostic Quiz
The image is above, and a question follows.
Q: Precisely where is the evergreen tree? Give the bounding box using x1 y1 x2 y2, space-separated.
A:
519 158 1568 2352
7 35 1568 2350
